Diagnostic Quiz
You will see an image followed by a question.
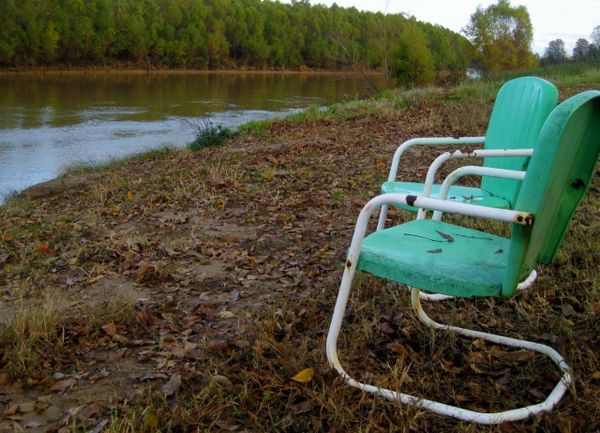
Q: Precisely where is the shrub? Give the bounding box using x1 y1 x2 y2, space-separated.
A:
187 120 233 151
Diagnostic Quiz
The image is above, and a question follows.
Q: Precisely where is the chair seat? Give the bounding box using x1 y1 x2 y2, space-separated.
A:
381 181 511 212
357 220 511 297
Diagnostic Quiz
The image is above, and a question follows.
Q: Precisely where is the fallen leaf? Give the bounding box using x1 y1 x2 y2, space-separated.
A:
206 341 229 351
34 244 52 255
159 335 180 351
183 342 204 360
17 402 35 413
289 400 314 415
490 347 535 363
141 413 158 433
291 368 313 383
592 371 600 380
2 404 18 416
51 378 77 392
101 323 117 337
561 304 579 317
162 373 182 397
212 375 233 388
88 419 109 433
380 322 395 335
387 342 410 358
113 334 131 345
217 310 236 319
127 190 134 200
181 315 202 329
193 305 217 319
89 369 110 383
75 402 104 421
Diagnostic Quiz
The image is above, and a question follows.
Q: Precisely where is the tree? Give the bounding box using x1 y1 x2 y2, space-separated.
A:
543 39 567 64
0 0 473 75
591 25 600 46
391 20 435 87
573 38 589 62
463 0 536 73
587 44 599 63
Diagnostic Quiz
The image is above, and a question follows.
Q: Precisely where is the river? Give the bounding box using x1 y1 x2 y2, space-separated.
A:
0 72 385 202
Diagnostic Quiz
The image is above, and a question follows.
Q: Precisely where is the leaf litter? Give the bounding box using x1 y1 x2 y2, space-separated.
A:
0 93 598 432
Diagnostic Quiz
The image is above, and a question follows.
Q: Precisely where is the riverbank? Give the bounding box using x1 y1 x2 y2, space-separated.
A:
0 76 599 432
0 66 386 77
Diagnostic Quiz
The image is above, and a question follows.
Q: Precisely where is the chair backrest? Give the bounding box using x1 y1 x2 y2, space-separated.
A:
503 90 600 296
481 77 558 206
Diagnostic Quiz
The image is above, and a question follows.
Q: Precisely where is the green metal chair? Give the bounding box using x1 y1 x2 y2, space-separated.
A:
378 76 558 229
327 90 600 424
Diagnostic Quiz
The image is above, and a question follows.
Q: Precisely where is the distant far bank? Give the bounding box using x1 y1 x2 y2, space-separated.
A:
0 66 385 77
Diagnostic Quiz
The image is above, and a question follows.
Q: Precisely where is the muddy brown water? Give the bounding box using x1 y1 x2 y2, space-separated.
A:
0 71 385 201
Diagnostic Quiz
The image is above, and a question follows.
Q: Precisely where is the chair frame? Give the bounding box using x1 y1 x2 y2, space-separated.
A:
415 148 534 220
326 192 572 424
377 139 537 228
377 136 485 230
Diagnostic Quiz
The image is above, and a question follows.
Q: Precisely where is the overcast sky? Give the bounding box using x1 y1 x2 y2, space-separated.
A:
278 0 600 55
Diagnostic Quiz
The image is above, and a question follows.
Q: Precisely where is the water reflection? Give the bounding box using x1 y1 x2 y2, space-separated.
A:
0 72 385 201
0 73 381 129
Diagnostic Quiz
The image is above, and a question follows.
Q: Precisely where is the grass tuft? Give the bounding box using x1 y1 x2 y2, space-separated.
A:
187 119 234 151
237 119 275 137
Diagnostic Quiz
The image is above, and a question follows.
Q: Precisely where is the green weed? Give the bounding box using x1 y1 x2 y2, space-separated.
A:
237 119 274 137
187 120 234 151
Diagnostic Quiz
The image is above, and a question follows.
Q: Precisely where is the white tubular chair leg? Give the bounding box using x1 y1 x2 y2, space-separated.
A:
326 274 571 424
408 287 571 424
325 273 572 425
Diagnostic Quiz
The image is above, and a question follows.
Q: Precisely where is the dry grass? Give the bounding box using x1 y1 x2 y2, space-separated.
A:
0 74 599 432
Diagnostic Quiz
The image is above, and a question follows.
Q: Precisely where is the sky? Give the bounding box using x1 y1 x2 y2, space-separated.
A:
278 0 600 55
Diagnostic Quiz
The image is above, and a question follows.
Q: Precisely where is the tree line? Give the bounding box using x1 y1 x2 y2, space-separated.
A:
0 0 472 84
542 26 600 65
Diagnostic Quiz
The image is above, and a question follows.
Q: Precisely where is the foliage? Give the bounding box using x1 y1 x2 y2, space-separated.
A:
237 119 274 137
543 39 567 65
463 0 536 73
187 120 233 151
573 38 591 62
592 25 600 46
0 0 473 81
572 29 600 64
390 20 435 87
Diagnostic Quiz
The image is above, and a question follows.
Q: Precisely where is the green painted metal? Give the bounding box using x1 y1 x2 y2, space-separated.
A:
358 90 600 299
480 77 558 204
384 77 558 211
381 182 511 208
357 220 510 297
503 91 600 296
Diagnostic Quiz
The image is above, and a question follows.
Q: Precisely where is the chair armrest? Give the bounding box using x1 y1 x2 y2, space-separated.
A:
347 192 532 269
387 136 486 183
430 165 526 221
418 149 533 219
